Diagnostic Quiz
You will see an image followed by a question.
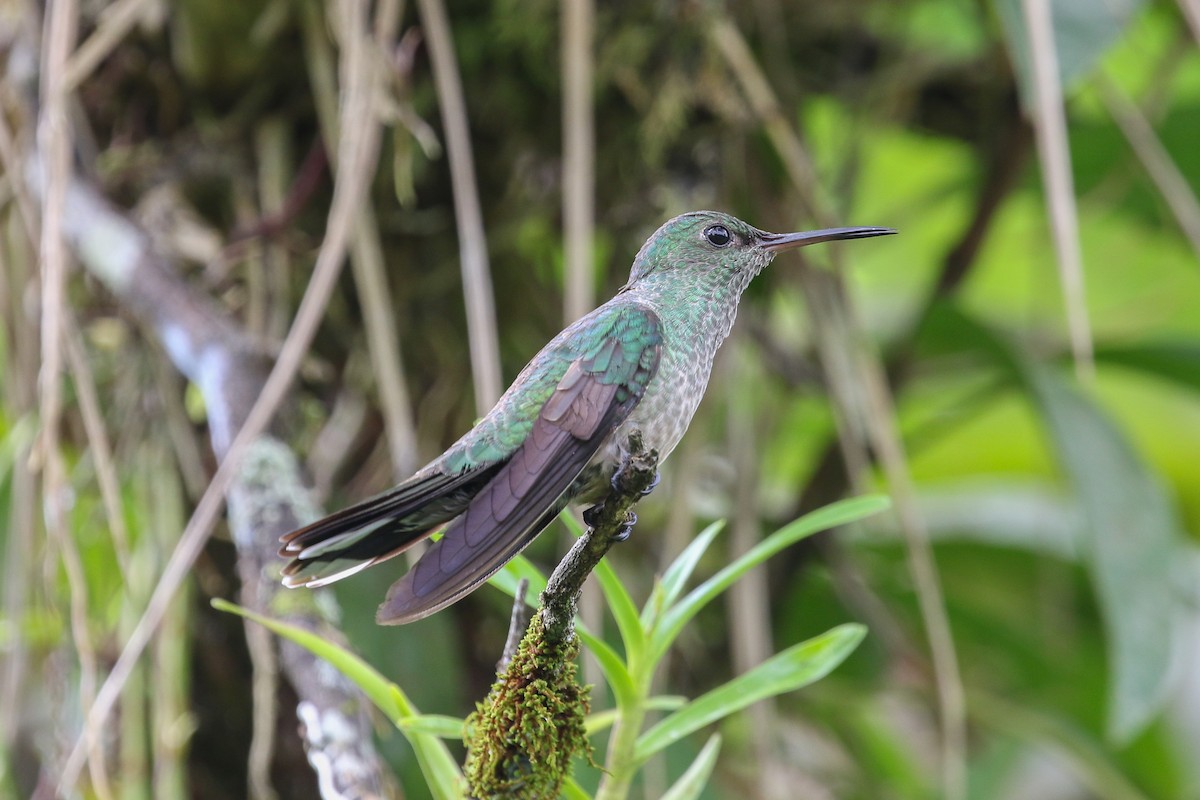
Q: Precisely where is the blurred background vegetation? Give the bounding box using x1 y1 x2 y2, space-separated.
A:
2 0 1199 797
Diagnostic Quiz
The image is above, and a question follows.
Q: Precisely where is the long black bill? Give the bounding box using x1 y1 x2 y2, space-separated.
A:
759 226 896 252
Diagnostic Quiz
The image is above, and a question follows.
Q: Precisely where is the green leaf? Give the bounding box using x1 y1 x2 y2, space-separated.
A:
578 626 639 708
212 599 463 799
641 520 725 631
660 734 722 800
920 308 1183 740
593 558 645 664
650 497 889 664
993 0 1143 99
635 624 866 761
1023 363 1178 741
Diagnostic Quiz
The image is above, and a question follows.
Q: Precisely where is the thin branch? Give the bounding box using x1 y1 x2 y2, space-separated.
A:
36 0 112 793
725 349 792 799
497 578 530 674
416 0 503 413
1021 0 1095 382
349 202 420 476
708 16 833 228
62 0 158 91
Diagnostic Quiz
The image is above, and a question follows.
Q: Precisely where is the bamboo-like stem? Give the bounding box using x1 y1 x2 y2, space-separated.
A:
562 0 595 323
37 0 113 793
1021 0 1095 382
300 0 419 479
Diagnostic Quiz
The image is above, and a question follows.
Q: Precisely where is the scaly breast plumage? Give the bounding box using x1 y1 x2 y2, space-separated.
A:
593 337 712 473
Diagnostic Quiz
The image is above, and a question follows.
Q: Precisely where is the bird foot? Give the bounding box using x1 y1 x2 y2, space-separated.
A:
581 504 638 543
582 504 604 529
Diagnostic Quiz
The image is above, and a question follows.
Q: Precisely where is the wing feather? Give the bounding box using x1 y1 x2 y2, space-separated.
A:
375 307 661 624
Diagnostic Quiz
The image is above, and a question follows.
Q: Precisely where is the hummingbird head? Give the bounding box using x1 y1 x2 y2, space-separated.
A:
625 210 895 289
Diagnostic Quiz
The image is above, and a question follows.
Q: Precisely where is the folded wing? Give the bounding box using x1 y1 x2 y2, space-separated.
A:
376 305 662 624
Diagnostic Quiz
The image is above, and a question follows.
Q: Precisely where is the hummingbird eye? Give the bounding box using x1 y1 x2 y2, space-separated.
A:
703 225 732 247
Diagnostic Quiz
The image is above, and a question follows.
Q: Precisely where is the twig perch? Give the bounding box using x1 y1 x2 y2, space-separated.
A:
464 432 659 799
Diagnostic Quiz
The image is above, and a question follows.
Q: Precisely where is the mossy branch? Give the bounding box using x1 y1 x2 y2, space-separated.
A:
464 431 659 799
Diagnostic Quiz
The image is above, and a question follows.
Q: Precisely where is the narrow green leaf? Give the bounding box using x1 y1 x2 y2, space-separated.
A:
635 624 866 762
651 497 888 663
562 776 592 800
585 696 689 735
578 626 638 708
212 599 463 798
593 558 645 663
1024 364 1178 741
660 734 722 800
641 520 725 631
214 599 403 721
396 714 466 739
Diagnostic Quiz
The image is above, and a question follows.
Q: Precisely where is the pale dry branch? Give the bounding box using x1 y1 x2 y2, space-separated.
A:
1020 0 1095 382
416 0 503 414
62 0 160 91
35 0 113 793
562 0 596 323
300 0 419 480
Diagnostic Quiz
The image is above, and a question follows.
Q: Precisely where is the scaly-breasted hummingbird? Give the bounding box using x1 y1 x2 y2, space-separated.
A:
280 211 893 624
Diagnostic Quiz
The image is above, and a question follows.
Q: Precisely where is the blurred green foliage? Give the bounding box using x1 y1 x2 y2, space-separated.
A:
3 0 1200 798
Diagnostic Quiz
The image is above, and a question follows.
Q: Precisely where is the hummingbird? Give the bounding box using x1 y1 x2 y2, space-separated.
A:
280 211 894 624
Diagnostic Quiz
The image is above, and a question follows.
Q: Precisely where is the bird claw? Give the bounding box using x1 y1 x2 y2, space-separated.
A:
612 511 637 542
641 470 661 496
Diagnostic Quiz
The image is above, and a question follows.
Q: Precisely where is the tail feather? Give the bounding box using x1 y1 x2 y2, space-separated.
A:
279 465 501 587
